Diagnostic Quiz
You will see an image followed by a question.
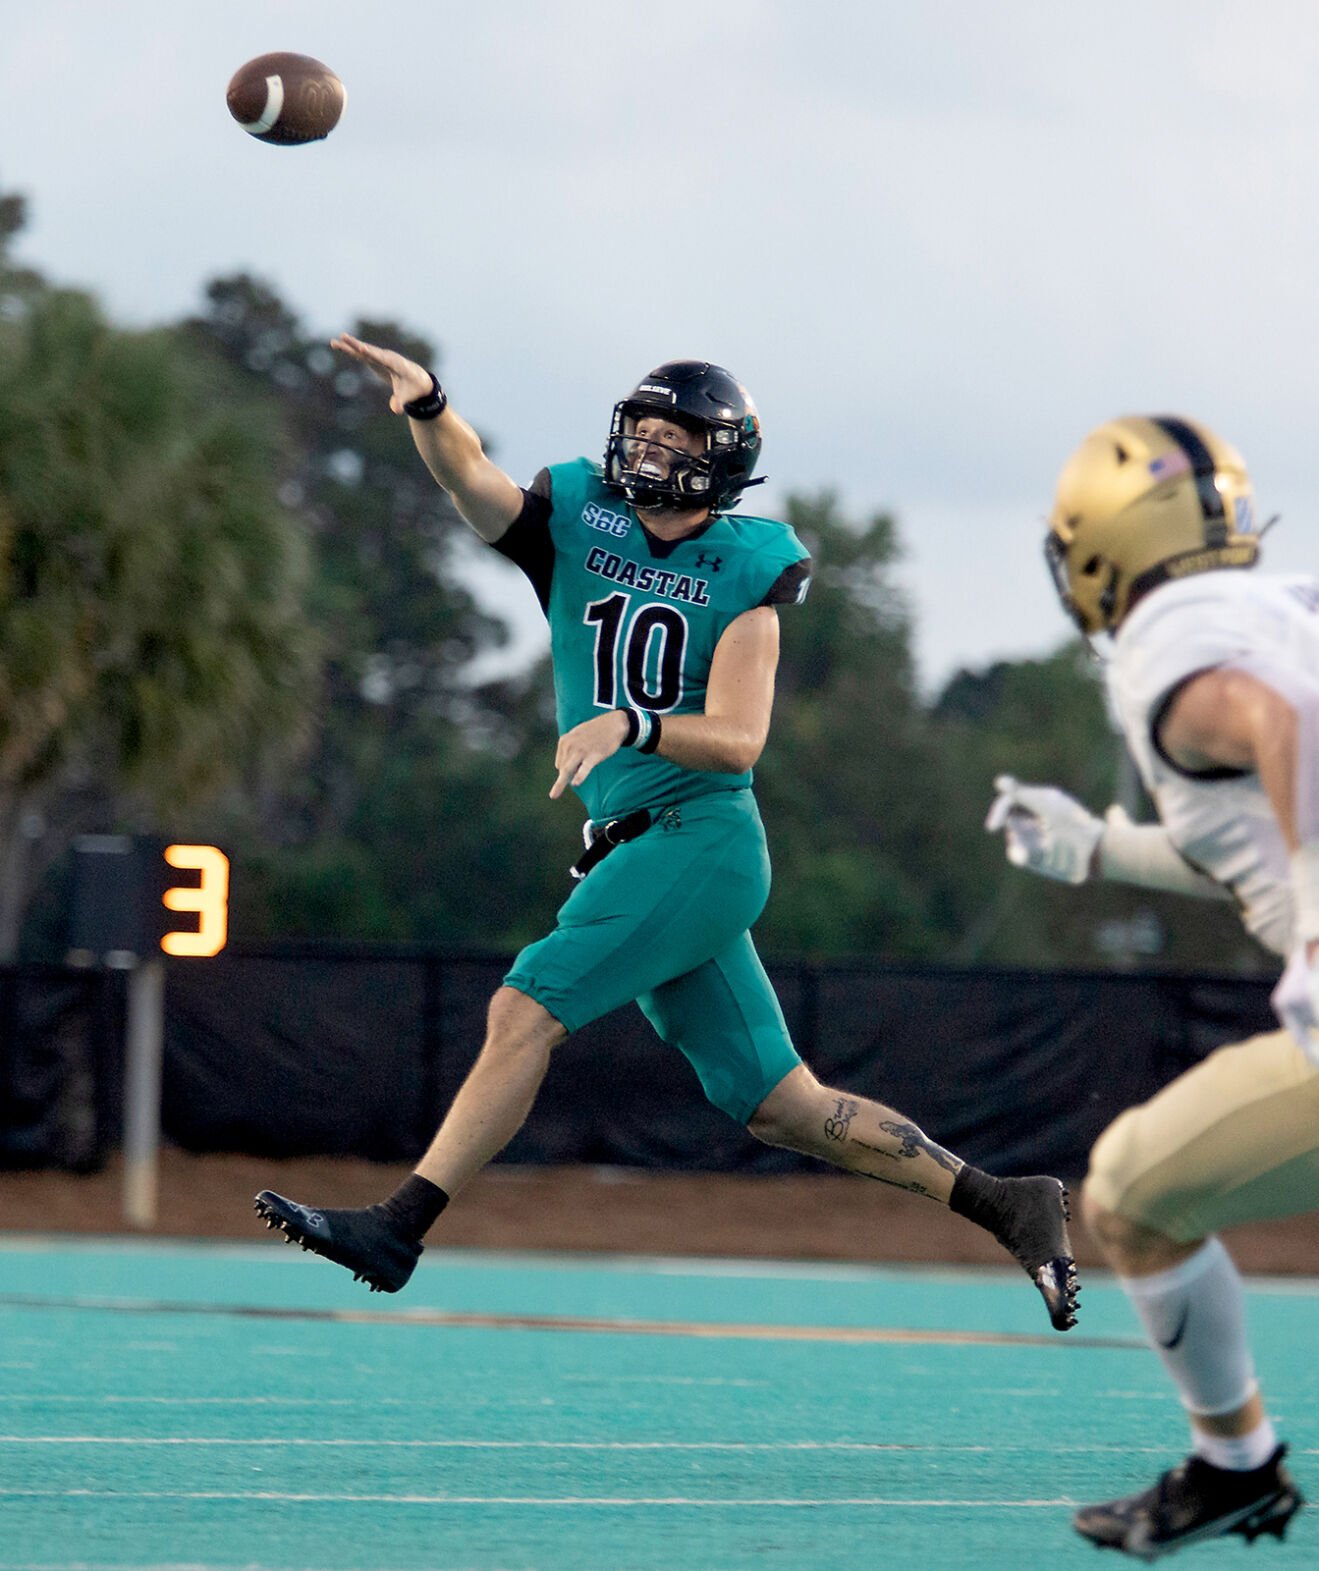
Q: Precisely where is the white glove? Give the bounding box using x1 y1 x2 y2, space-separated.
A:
984 774 1104 885
1270 941 1319 1068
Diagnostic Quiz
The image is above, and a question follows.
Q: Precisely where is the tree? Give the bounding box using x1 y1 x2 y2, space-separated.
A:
756 491 957 957
927 645 1120 965
0 201 318 957
0 191 44 309
187 275 575 946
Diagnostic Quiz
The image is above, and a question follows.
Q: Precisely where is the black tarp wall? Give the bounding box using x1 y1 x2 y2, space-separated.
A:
1 947 1276 1180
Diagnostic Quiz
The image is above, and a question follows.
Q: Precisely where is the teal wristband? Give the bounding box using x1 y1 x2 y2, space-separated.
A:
636 710 662 754
619 707 660 751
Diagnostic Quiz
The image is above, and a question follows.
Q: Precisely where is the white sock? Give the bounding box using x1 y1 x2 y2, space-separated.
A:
1120 1237 1259 1423
1193 1420 1278 1473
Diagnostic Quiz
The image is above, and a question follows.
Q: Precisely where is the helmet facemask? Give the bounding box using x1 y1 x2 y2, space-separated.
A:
1045 528 1117 636
606 407 719 514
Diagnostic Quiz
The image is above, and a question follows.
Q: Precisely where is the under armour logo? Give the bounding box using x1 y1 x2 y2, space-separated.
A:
694 552 723 572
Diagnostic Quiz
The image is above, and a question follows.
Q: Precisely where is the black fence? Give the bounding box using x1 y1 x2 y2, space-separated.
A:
0 945 1277 1181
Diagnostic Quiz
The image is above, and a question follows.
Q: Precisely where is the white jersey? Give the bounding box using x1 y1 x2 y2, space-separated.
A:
1108 570 1319 958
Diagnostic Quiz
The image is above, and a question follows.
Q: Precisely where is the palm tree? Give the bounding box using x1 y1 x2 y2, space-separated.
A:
0 269 317 957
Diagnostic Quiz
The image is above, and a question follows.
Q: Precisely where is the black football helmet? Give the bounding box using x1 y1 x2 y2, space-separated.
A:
603 360 764 514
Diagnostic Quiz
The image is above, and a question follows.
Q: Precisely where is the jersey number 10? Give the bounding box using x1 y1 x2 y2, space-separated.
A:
585 593 688 711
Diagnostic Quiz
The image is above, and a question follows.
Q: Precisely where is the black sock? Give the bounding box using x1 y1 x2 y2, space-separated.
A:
379 1174 449 1241
947 1164 1006 1229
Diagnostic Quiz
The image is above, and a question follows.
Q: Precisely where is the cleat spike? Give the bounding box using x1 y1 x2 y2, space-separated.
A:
249 1188 422 1293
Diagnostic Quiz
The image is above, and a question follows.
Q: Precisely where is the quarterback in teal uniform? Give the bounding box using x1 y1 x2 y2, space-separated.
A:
492 372 810 1097
255 343 1078 1336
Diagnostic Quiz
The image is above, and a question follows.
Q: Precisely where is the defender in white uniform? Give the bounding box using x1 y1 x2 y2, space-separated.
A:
987 414 1313 1558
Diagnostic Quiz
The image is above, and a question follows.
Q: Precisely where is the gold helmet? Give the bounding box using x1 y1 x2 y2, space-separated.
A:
1045 414 1260 635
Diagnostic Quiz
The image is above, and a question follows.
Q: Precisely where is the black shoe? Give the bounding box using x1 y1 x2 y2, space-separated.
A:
987 1175 1079 1331
253 1190 422 1293
1073 1445 1304 1560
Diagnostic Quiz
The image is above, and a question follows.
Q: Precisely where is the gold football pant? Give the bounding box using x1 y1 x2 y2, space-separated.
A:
1086 1027 1319 1240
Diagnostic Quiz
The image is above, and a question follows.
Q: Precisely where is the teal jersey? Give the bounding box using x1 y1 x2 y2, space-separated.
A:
493 457 811 822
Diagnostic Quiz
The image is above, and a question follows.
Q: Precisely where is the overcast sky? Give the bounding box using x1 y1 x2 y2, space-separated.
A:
4 1 1318 693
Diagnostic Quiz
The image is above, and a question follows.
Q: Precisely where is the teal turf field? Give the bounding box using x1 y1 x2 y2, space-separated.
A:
0 1235 1313 1570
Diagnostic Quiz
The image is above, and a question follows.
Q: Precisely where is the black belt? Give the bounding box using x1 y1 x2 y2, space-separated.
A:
569 808 653 881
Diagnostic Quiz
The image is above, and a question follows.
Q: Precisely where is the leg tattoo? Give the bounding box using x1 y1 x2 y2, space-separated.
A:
844 1116 962 1201
823 1098 858 1143
873 1120 961 1174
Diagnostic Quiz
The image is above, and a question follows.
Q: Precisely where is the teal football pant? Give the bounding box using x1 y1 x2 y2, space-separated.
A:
504 788 801 1122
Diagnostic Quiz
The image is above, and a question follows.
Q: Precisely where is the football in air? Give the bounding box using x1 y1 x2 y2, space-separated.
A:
226 52 345 145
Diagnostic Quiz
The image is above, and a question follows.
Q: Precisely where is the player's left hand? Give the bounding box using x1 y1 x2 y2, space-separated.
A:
1270 940 1319 1068
550 711 631 799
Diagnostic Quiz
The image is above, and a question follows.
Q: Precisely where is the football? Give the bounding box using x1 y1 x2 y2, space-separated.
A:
226 52 345 145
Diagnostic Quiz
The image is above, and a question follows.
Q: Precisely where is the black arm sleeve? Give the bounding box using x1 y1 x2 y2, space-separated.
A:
761 557 812 607
490 468 555 613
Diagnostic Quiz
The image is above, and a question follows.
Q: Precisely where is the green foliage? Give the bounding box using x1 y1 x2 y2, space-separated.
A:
925 644 1114 965
934 646 1117 802
185 272 572 946
0 223 317 955
0 291 314 801
757 491 953 958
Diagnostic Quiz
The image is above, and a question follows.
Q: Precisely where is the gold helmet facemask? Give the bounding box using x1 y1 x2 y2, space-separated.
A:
1045 414 1261 636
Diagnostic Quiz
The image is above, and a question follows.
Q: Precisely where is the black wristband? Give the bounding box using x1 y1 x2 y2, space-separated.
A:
402 372 448 421
637 711 662 754
618 708 642 747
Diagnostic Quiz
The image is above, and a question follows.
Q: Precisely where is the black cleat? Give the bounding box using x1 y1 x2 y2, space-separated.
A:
1074 1445 1304 1560
253 1190 422 1293
987 1175 1079 1331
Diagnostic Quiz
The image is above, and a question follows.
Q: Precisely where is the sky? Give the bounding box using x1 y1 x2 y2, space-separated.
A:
4 0 1319 694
